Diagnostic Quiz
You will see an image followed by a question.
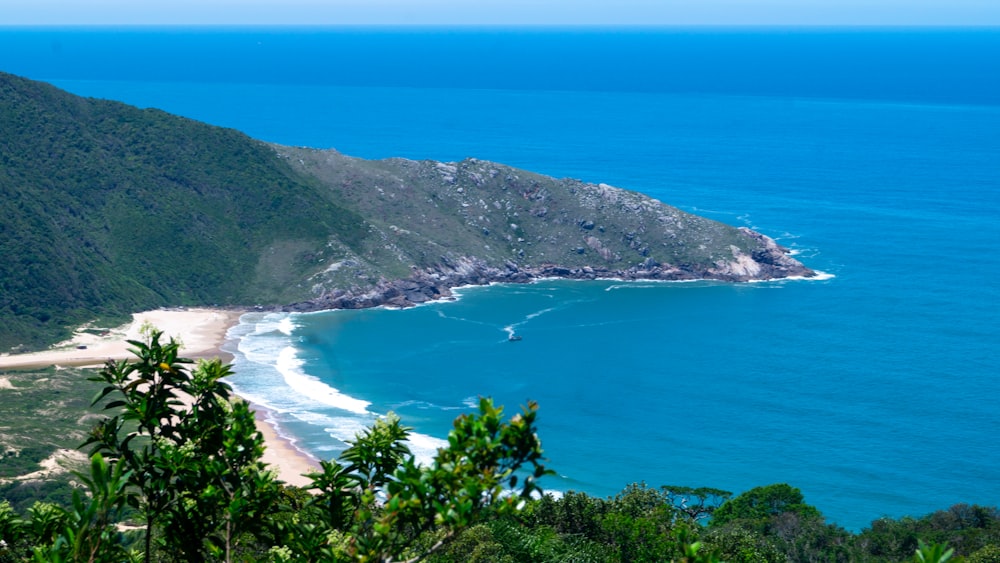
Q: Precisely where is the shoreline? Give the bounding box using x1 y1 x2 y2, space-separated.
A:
281 236 815 314
0 307 244 370
252 403 321 488
0 307 319 488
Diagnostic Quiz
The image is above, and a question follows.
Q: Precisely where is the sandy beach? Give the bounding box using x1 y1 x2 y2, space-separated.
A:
254 406 321 488
0 308 241 370
0 307 319 486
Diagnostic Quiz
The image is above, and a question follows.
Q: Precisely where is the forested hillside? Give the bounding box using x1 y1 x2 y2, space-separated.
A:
1 71 810 351
0 72 362 350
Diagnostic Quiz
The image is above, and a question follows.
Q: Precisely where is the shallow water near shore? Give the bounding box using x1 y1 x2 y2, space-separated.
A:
7 27 999 530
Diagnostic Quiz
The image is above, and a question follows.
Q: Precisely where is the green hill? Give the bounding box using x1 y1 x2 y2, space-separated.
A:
0 72 812 350
0 72 365 349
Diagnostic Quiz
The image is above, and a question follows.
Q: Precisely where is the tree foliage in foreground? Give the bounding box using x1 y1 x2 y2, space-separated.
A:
2 328 998 562
1 327 556 562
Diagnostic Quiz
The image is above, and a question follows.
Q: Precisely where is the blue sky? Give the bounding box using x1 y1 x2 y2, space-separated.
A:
3 0 999 26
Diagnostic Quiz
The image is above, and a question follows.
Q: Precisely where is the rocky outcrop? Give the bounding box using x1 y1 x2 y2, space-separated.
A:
283 229 813 313
276 147 815 315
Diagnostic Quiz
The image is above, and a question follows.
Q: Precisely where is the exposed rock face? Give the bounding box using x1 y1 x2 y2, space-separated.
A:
706 228 810 280
283 229 812 312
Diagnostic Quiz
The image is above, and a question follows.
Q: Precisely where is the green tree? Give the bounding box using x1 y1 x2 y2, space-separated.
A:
912 540 956 563
710 483 820 531
768 510 853 562
83 328 278 563
25 503 66 550
660 486 732 523
0 500 27 563
32 453 134 563
262 397 554 562
702 527 784 563
422 523 515 563
525 490 609 539
346 398 552 561
968 544 1000 563
11 326 555 562
596 484 688 563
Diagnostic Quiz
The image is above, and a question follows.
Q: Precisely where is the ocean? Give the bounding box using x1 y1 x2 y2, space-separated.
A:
3 26 998 531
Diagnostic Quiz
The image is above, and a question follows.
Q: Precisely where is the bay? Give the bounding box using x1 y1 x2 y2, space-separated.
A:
7 27 998 530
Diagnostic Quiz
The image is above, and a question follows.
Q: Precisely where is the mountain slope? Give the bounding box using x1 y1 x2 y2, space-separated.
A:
0 72 811 350
0 72 365 349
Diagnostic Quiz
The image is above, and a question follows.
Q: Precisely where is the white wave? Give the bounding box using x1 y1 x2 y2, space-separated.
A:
244 311 291 335
311 444 340 454
803 270 836 281
790 247 823 260
277 347 371 415
277 316 297 336
406 432 449 466
224 313 253 340
448 283 490 299
227 313 300 370
238 335 294 368
394 399 424 409
323 422 374 444
746 270 836 283
304 419 446 467
227 387 284 413
293 410 363 429
393 399 467 411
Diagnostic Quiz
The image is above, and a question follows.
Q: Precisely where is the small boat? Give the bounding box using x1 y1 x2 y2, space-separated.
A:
508 334 522 342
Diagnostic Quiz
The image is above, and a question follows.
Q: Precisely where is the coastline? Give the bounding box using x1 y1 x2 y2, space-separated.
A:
281 235 815 315
0 307 319 488
252 403 321 488
0 308 243 370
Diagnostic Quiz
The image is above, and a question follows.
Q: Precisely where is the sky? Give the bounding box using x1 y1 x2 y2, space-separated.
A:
2 0 1000 26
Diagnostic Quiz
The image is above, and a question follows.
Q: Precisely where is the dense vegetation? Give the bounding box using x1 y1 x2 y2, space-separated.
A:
0 71 372 351
2 335 998 562
0 71 809 351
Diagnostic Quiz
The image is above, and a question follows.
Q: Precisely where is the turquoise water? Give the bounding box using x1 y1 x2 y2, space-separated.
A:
6 27 999 530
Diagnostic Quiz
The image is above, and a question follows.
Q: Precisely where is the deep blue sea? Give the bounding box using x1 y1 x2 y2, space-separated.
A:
4 27 998 531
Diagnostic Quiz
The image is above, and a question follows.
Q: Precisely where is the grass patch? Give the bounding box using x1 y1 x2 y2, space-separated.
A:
0 366 107 509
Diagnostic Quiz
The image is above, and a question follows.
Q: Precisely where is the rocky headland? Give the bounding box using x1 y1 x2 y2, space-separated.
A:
0 71 813 349
279 149 813 312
